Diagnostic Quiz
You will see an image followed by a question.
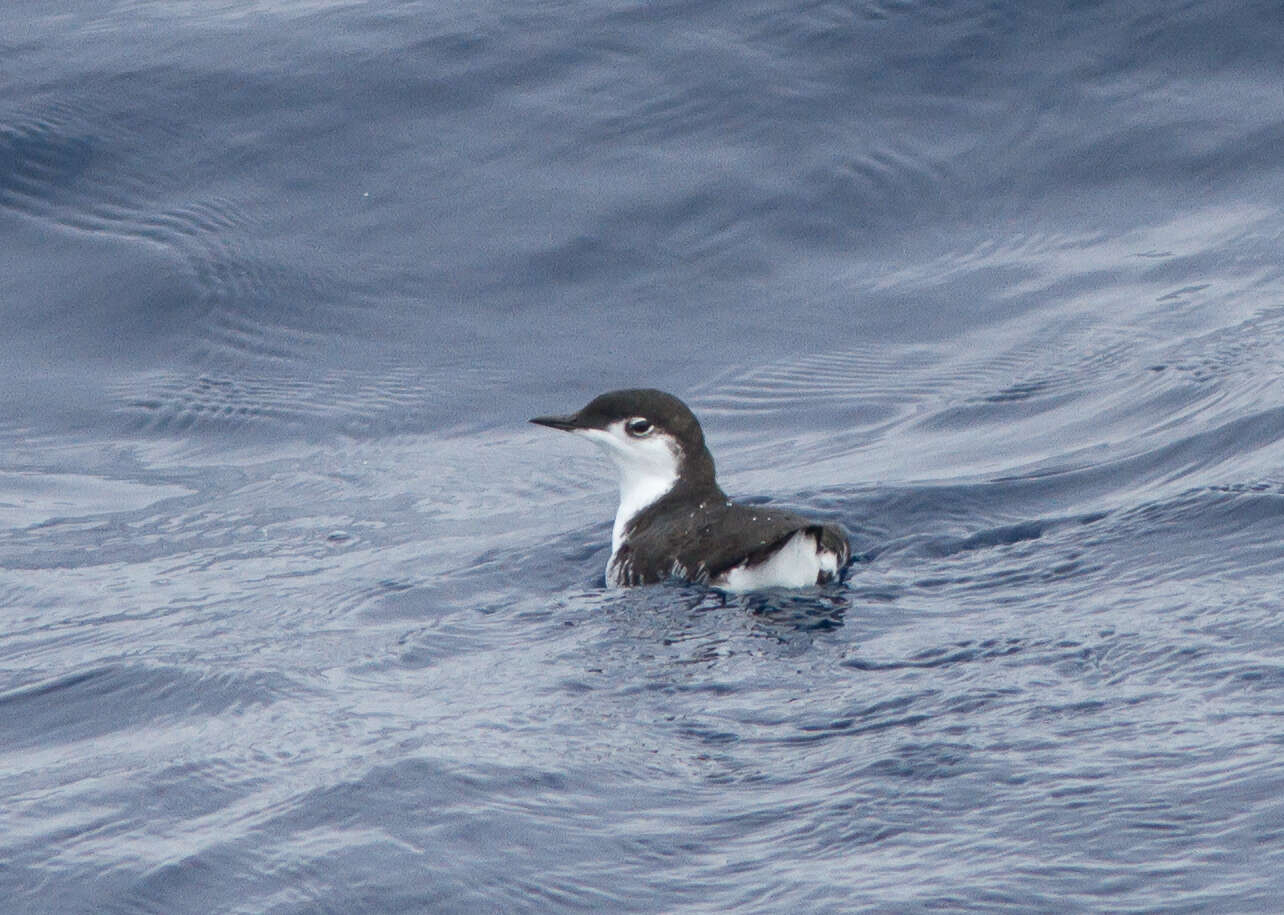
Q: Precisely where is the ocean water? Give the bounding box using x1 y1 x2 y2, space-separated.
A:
3 1 1283 911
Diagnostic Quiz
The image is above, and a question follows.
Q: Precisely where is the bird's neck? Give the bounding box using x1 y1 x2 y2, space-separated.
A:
613 468 678 554
611 448 722 555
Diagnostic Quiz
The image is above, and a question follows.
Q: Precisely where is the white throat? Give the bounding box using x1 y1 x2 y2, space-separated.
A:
578 425 681 554
611 467 677 553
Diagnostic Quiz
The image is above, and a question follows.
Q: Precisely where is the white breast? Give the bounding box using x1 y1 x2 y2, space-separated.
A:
611 473 675 554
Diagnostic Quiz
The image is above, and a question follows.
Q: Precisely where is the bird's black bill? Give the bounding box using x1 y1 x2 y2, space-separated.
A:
529 413 582 432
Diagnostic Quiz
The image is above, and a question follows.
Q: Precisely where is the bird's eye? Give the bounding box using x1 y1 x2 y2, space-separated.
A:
625 418 653 437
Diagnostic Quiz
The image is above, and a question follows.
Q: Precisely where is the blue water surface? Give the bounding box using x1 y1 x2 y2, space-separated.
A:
2 1 1283 911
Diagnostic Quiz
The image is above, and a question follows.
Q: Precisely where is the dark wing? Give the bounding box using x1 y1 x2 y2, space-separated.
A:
624 500 850 585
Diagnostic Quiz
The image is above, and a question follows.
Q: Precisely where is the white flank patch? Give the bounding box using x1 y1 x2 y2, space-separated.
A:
715 530 834 592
